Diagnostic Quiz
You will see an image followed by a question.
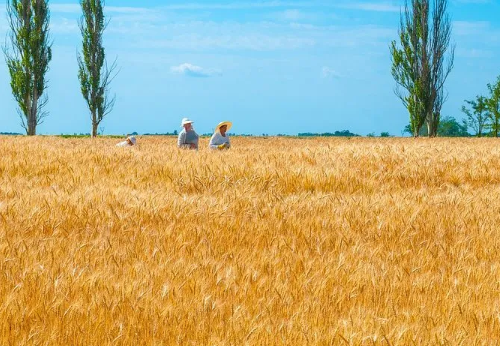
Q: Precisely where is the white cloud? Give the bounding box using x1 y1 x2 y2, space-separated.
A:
456 48 494 58
50 18 79 34
144 33 317 51
453 20 490 36
267 9 325 23
339 2 400 12
283 9 302 20
47 1 402 14
49 4 81 13
454 0 491 3
158 1 401 12
452 21 499 47
170 63 221 77
0 2 400 52
113 19 395 52
159 2 312 10
322 67 340 79
50 4 153 15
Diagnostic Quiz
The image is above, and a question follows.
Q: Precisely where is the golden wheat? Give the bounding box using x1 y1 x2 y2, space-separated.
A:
1 136 500 345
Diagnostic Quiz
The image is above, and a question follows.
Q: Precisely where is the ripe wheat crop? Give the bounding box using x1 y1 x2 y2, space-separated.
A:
1 136 500 345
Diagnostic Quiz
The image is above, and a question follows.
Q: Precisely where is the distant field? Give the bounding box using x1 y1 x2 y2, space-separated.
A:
1 136 500 345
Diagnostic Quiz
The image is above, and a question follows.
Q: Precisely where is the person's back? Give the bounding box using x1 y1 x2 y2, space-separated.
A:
116 136 137 147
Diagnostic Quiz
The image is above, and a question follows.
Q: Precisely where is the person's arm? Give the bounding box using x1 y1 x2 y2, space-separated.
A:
226 136 231 149
177 131 190 149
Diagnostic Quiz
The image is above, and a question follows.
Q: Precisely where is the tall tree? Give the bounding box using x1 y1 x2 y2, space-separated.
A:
486 76 500 137
462 96 488 137
3 0 52 136
390 1 426 137
390 0 454 137
426 0 455 137
78 0 117 137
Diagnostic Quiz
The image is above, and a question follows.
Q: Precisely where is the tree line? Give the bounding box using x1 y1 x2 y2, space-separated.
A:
2 0 116 136
2 0 498 137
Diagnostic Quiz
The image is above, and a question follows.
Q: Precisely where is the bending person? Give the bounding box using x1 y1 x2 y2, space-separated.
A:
178 118 199 150
116 135 137 147
209 121 232 150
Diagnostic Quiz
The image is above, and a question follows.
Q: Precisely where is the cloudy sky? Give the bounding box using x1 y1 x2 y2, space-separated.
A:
0 0 498 135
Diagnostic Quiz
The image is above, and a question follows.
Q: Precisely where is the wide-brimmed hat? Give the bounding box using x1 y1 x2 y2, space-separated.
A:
181 118 194 127
215 121 232 132
127 136 137 145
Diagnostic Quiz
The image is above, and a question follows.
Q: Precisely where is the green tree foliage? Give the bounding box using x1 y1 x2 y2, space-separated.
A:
390 2 424 137
404 115 468 137
78 0 117 137
298 130 360 137
462 96 488 137
486 76 500 137
438 116 468 137
390 0 454 137
3 0 52 135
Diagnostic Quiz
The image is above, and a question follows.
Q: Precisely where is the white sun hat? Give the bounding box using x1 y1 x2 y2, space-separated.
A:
215 121 232 132
181 118 194 127
127 136 137 145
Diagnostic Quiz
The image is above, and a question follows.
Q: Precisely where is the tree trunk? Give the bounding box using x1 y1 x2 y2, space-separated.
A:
427 120 437 137
27 120 36 135
28 106 37 135
427 111 440 137
27 94 37 136
92 115 98 137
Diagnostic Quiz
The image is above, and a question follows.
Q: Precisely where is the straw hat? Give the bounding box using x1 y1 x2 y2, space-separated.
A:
215 121 232 132
127 136 137 145
181 118 194 127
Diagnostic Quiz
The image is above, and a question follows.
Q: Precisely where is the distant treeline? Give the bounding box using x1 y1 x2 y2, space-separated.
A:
0 121 483 137
0 132 23 136
143 131 178 136
297 130 360 137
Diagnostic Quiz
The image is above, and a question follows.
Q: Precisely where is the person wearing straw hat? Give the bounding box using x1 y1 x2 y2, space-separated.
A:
209 121 232 150
116 135 137 147
178 117 199 150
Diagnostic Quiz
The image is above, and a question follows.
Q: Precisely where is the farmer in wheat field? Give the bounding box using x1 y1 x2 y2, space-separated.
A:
178 118 199 150
209 121 232 150
116 135 137 147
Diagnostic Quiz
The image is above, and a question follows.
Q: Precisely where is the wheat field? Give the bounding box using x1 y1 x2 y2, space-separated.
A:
1 136 500 345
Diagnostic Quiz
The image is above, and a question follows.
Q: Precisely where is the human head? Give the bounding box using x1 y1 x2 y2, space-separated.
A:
127 136 137 145
215 121 232 135
181 118 194 131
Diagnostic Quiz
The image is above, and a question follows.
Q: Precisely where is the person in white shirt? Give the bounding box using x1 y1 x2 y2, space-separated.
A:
178 118 199 150
116 136 137 147
209 121 232 150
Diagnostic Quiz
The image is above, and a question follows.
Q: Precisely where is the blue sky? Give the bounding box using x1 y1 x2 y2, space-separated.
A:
0 0 499 136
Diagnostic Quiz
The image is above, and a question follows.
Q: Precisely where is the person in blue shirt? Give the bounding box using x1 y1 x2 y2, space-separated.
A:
177 118 199 150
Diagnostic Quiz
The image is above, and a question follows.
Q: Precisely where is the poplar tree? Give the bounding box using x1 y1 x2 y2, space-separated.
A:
78 0 117 137
3 0 52 135
390 0 454 137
